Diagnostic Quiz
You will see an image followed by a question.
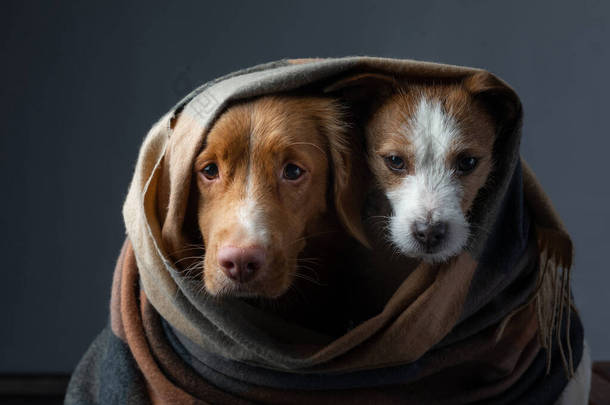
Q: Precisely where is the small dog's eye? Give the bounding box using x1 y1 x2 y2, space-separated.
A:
283 163 304 181
384 155 406 172
202 163 219 180
456 156 478 175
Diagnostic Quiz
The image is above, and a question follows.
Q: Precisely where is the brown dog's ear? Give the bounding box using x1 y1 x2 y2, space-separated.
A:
331 142 371 249
318 101 371 248
463 71 521 134
322 74 396 248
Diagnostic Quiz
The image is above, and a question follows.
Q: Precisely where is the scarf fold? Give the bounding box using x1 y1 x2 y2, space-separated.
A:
65 236 583 404
66 57 583 404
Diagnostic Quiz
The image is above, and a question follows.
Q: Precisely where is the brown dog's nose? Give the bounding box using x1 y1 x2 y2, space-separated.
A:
412 221 447 250
217 246 265 283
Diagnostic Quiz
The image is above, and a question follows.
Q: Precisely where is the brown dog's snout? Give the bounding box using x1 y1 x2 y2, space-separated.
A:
217 246 266 283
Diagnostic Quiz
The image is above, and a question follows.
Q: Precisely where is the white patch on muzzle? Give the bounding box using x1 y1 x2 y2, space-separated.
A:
234 172 270 247
236 197 269 247
387 97 469 262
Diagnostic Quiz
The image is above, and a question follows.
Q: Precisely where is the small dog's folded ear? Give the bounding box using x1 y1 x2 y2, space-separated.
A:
463 71 522 135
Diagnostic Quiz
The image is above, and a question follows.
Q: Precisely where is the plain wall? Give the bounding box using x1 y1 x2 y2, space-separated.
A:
1 0 608 373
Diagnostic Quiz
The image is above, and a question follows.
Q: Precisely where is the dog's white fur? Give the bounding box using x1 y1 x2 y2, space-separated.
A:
236 196 270 247
387 97 469 262
388 96 592 401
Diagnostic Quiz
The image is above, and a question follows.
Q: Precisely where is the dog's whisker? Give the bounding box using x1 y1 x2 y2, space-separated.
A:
180 262 204 280
169 245 205 255
182 261 202 271
174 255 205 266
295 260 322 272
294 274 325 287
295 265 325 286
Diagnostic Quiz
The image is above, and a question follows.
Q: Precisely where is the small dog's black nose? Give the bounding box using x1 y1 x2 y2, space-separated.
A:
412 221 447 250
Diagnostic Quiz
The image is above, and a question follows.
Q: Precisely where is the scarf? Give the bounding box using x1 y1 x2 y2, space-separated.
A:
65 57 582 404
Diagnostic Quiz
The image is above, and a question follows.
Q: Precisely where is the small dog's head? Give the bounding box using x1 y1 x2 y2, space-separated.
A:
355 73 506 262
189 96 365 298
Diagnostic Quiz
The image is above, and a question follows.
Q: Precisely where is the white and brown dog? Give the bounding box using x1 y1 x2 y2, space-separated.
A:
364 77 495 263
329 72 591 404
329 72 503 262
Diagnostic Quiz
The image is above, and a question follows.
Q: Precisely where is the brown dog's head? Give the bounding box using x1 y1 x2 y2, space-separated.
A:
188 96 366 298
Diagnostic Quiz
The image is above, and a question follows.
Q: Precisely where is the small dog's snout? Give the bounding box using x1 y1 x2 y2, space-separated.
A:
217 246 265 283
412 221 448 250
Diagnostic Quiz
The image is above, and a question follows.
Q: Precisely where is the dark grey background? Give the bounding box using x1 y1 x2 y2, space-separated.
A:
1 0 608 374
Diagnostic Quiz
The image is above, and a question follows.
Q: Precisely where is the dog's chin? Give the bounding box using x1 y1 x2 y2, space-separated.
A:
203 269 294 299
408 247 461 264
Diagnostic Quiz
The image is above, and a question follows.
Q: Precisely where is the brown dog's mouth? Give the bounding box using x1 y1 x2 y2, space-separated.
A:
208 274 294 299
203 254 296 299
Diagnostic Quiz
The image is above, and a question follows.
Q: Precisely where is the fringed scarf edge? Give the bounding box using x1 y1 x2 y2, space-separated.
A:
496 159 575 377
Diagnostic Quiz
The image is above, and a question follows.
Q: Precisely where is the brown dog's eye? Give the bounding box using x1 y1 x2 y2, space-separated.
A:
384 155 405 172
456 156 478 175
283 163 304 181
202 163 219 180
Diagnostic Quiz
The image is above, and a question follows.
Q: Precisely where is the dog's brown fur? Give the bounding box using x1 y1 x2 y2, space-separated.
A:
190 95 366 299
366 81 496 215
329 72 513 263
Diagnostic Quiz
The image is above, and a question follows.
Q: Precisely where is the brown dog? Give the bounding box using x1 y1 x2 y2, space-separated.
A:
185 95 366 300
